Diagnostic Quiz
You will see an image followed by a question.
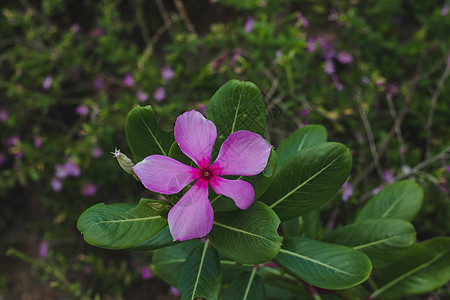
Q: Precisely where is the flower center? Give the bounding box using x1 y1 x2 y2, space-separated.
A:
203 171 210 177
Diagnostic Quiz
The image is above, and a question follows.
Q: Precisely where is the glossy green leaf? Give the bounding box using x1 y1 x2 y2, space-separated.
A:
127 227 176 251
179 243 222 300
209 201 283 264
206 80 266 149
275 237 372 290
276 125 327 169
153 240 202 286
125 105 174 162
322 219 416 268
355 180 423 222
261 142 352 221
223 269 266 300
373 237 450 299
77 198 167 249
221 259 252 284
211 148 277 212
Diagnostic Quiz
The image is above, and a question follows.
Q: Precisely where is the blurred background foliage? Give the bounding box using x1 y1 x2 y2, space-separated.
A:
0 0 449 299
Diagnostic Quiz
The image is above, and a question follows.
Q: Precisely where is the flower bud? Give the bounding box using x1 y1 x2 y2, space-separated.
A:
111 148 135 174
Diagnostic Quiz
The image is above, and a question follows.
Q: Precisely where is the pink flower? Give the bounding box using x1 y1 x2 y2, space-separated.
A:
76 104 89 116
34 136 42 149
244 17 254 33
141 266 152 280
296 12 309 28
383 170 395 183
90 146 103 158
94 76 104 90
81 182 97 196
123 73 134 87
441 4 449 16
331 74 343 91
153 87 166 102
90 27 105 37
137 90 149 102
160 65 174 82
42 75 53 90
341 181 353 201
133 111 272 241
70 23 80 32
324 59 335 74
51 178 62 192
0 153 7 166
306 37 316 52
300 109 310 117
337 51 353 64
39 240 49 259
169 286 180 297
0 109 9 123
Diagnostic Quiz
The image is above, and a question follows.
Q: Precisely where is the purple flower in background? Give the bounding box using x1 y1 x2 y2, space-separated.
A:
341 181 353 201
328 9 339 21
94 76 104 90
39 240 49 259
76 104 89 116
387 84 399 100
123 73 134 87
137 90 149 102
196 104 207 117
153 87 166 102
55 158 80 179
318 34 336 59
160 65 174 82
361 76 370 84
244 16 254 33
141 266 152 280
300 109 310 117
441 4 449 16
0 153 8 166
231 48 242 66
306 37 316 52
34 136 42 149
81 182 97 196
169 286 180 297
42 75 53 90
337 51 353 64
332 74 343 91
296 12 309 28
90 27 105 37
382 170 395 183
0 109 9 123
7 135 20 147
51 178 63 192
324 60 335 74
133 111 271 241
91 146 103 158
70 23 80 32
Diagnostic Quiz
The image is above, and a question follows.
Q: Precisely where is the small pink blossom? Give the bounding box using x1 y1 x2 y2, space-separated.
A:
387 84 399 100
244 17 254 33
39 240 49 259
328 9 339 21
153 87 166 102
141 266 152 280
441 4 449 16
300 109 310 117
137 90 149 102
90 27 105 37
51 178 63 192
337 51 353 64
42 75 53 90
55 158 80 179
0 109 9 123
361 76 370 84
332 74 343 91
133 111 272 241
123 73 134 87
160 65 174 82
7 135 20 147
34 136 42 149
94 76 104 90
231 48 242 66
324 60 335 74
382 170 395 183
0 153 8 166
341 181 353 201
169 286 180 297
296 12 309 28
70 23 80 32
318 34 336 59
76 104 89 116
81 182 97 196
306 38 316 52
90 146 103 158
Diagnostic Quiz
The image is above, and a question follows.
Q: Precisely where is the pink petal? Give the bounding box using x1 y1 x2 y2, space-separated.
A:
211 130 272 176
174 111 217 169
168 179 213 241
133 155 200 194
210 176 254 209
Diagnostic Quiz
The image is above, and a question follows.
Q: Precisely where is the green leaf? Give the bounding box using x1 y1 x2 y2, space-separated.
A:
322 219 416 268
209 201 283 264
179 242 222 300
127 227 176 251
373 237 450 299
211 148 277 212
275 237 372 290
153 240 202 286
125 105 174 162
223 269 267 300
206 80 266 149
276 125 327 169
355 180 423 222
77 198 167 249
221 259 252 284
260 142 352 221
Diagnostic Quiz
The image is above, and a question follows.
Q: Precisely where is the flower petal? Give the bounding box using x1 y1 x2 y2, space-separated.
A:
210 176 254 210
168 179 213 241
211 130 272 176
133 155 200 194
174 110 217 169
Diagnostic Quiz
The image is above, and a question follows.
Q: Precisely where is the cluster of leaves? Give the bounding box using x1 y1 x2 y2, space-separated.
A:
78 80 450 299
